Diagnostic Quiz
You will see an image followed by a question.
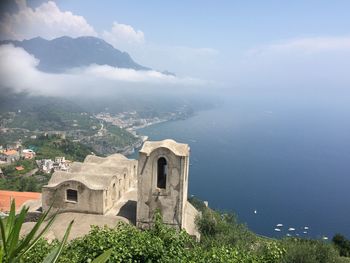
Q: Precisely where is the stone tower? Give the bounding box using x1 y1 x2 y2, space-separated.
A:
136 139 195 232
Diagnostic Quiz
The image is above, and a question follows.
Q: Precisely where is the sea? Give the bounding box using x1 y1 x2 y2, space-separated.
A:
132 92 350 239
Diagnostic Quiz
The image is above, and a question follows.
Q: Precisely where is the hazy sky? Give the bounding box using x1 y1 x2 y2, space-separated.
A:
1 0 350 95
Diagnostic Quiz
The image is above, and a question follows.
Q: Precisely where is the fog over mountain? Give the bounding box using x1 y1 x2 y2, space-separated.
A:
0 35 213 115
0 38 204 99
0 36 150 73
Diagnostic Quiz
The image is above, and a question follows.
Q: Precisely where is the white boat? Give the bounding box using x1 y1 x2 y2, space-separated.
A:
254 210 257 214
288 228 295 231
322 236 328 240
286 233 291 237
276 224 283 227
274 228 281 232
303 231 307 234
304 226 309 230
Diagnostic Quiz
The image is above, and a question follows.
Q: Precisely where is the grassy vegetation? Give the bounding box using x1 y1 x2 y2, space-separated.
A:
0 159 49 192
0 135 98 192
0 176 42 192
24 134 97 162
81 123 138 154
105 123 138 147
0 159 36 176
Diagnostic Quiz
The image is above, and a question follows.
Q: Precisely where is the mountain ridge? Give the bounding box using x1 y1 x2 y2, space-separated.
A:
0 36 150 73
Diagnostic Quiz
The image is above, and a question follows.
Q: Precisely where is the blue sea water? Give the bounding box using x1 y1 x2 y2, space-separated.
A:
135 93 350 239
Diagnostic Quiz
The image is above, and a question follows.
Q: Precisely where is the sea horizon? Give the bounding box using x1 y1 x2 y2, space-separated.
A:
136 93 350 239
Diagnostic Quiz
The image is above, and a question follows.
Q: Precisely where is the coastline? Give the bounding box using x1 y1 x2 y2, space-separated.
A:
122 113 194 157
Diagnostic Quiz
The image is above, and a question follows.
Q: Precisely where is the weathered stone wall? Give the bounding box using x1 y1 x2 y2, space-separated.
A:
42 156 138 216
104 166 135 212
137 147 189 229
184 201 201 240
42 181 104 215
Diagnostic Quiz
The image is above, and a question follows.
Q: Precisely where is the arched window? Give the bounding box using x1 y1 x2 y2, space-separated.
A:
157 157 167 189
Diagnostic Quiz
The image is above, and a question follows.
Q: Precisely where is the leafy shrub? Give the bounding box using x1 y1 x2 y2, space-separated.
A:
196 207 256 248
333 234 350 257
188 245 260 263
257 241 285 263
59 216 194 263
10 200 344 263
22 238 58 263
0 200 73 263
281 238 340 263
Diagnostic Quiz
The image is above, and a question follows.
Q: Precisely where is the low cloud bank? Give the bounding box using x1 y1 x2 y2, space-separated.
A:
225 36 350 92
0 44 206 97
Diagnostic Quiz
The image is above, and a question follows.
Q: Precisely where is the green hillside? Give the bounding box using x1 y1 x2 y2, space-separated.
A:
0 91 140 155
0 135 99 192
23 134 98 161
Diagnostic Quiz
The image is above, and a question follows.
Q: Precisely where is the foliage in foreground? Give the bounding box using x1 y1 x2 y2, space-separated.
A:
20 202 346 263
0 200 73 263
0 200 111 263
22 213 284 263
7 196 345 263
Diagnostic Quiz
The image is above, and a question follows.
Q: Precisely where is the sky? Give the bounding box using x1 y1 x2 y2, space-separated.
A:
0 0 350 96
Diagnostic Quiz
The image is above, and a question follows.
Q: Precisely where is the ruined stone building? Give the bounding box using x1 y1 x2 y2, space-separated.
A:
41 139 200 239
42 154 138 215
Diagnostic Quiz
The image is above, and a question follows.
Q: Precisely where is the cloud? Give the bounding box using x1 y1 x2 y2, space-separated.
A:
0 44 205 96
101 22 145 49
0 0 97 40
229 36 350 91
0 0 218 81
250 36 350 55
124 43 220 79
100 22 219 78
0 0 219 87
76 64 202 85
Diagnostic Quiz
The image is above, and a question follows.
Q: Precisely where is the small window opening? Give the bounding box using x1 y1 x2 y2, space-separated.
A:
157 157 167 189
66 189 78 202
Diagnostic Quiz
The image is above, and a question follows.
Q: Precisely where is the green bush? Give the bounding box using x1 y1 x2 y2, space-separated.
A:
59 215 194 263
11 201 345 263
196 207 256 249
281 238 340 263
333 234 350 257
22 238 58 263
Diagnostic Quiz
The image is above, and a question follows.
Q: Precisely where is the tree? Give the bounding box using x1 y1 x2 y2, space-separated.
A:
332 234 350 257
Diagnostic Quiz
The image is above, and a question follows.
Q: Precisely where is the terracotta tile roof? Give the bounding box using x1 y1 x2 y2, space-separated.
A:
15 166 24 171
0 190 41 212
3 150 18 156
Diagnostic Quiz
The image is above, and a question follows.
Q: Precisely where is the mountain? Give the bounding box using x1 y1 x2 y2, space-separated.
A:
0 36 150 73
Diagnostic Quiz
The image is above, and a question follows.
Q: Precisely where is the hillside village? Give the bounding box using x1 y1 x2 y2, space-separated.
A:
1 139 201 241
0 143 71 173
